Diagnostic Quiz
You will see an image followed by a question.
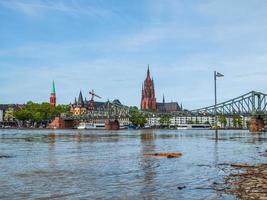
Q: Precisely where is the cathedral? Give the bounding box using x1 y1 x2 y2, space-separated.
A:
141 67 157 110
141 66 182 113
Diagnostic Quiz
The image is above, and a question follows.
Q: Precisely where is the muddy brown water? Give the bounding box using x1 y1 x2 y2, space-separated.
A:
0 129 267 199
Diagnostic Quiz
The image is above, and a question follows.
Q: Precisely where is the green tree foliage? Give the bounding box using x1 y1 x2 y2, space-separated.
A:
159 115 171 127
186 120 193 124
14 102 70 126
218 115 227 128
233 115 242 128
129 107 147 127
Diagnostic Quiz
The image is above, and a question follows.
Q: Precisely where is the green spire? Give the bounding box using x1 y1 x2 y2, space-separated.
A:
51 80 56 94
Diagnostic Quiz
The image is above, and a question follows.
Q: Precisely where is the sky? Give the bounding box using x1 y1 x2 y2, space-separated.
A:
1 0 267 109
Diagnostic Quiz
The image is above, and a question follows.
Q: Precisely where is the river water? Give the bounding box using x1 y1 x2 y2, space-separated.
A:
0 129 267 200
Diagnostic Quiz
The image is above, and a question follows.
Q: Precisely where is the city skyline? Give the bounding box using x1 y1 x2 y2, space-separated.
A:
1 0 267 109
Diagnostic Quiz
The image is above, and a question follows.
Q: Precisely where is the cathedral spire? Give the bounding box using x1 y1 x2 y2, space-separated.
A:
147 64 150 78
163 94 165 104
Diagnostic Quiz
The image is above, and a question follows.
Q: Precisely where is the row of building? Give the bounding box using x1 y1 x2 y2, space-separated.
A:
147 115 251 128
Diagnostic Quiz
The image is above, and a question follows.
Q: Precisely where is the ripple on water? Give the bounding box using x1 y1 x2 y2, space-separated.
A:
0 129 266 199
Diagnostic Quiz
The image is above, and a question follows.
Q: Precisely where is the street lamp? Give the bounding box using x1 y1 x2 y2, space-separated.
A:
214 71 224 140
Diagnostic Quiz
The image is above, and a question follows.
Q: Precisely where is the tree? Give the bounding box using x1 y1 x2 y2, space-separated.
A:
129 107 147 127
159 115 171 127
187 120 193 124
14 102 70 127
218 115 227 128
233 116 242 128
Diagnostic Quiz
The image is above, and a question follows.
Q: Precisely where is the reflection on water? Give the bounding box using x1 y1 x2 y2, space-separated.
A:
140 130 157 200
0 129 267 199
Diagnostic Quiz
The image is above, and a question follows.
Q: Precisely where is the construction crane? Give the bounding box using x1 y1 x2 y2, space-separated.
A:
88 89 101 111
89 89 101 101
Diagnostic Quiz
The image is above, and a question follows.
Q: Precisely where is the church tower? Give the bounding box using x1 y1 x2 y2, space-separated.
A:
141 65 157 110
50 80 56 108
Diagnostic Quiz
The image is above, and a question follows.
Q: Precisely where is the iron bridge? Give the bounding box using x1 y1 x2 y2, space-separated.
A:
190 91 267 116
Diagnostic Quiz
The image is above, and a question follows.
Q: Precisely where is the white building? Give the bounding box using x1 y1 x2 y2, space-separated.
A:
217 116 250 128
0 110 3 123
147 115 250 128
147 116 215 127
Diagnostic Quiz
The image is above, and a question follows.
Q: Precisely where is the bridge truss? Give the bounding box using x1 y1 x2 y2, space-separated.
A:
190 91 267 116
64 91 267 121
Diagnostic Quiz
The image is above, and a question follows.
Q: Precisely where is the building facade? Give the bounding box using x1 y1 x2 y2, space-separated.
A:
0 104 23 126
146 115 250 128
147 116 215 127
0 110 3 123
69 91 129 126
70 91 107 116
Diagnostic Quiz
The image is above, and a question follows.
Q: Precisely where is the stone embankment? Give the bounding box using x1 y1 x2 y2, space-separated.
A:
224 163 267 199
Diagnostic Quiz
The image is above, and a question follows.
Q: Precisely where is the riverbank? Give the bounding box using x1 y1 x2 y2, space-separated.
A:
0 126 250 131
223 163 267 199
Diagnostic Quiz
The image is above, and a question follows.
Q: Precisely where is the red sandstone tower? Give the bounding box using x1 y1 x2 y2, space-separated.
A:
50 80 56 108
141 66 157 110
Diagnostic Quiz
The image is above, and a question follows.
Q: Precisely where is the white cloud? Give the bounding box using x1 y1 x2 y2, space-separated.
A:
1 0 267 109
0 0 112 18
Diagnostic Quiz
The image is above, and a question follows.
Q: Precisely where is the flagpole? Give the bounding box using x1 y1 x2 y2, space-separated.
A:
214 71 218 140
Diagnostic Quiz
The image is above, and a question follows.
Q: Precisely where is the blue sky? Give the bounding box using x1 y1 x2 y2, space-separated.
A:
1 0 267 109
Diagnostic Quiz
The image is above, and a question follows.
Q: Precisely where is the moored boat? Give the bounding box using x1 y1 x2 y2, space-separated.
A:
77 122 105 130
177 124 211 130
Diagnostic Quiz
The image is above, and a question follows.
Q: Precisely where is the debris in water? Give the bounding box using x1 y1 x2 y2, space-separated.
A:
143 152 182 158
177 185 186 190
0 154 12 159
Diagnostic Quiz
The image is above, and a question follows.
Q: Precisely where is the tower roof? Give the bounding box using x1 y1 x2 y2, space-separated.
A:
78 91 84 106
147 65 150 78
51 80 56 94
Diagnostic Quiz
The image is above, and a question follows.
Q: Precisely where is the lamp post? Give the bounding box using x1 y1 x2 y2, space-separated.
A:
214 71 224 140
